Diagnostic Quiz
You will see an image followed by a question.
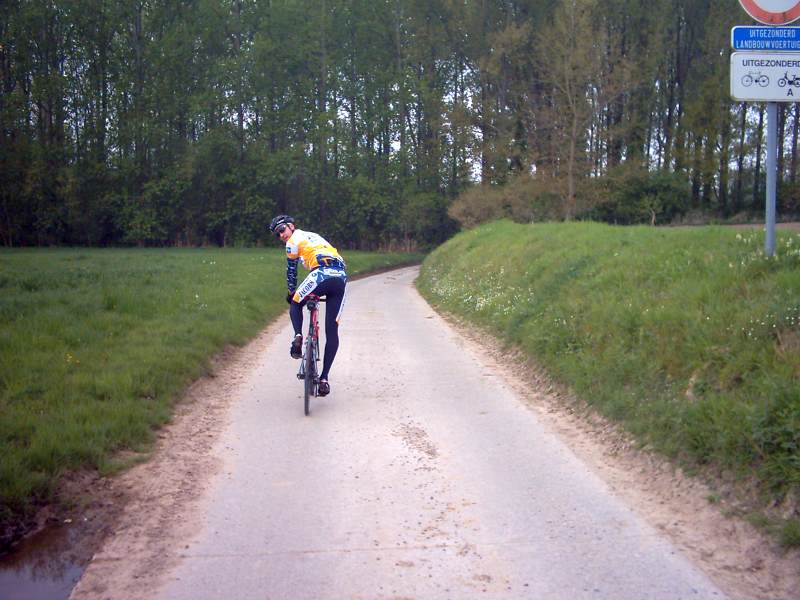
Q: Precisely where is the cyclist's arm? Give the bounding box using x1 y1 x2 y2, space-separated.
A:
286 257 298 293
285 236 301 293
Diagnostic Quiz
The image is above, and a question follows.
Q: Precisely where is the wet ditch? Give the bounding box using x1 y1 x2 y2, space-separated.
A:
1 474 123 600
0 521 89 600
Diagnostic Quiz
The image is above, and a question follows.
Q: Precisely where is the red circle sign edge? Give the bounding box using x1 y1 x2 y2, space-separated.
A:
739 0 800 24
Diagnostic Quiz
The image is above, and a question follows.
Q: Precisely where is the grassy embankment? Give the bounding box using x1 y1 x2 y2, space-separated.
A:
0 247 421 542
417 221 800 546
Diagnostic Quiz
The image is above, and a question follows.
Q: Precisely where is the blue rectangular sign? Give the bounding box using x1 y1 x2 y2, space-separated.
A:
732 26 800 51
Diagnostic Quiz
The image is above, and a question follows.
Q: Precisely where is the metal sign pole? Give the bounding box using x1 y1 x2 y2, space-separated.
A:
732 2 800 257
766 101 777 256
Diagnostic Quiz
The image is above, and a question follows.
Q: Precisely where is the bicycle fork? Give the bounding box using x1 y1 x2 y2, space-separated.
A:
296 306 320 381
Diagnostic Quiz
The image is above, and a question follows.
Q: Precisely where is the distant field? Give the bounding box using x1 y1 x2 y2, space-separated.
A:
417 221 800 545
0 247 422 543
675 222 800 232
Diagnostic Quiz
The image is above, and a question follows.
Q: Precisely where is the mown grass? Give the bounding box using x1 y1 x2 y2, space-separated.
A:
0 247 421 539
417 221 800 545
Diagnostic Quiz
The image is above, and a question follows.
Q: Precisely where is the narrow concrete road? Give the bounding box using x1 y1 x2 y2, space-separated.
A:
152 266 724 599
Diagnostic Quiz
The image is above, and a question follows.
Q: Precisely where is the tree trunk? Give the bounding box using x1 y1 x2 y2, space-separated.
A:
734 102 747 213
318 0 328 219
753 105 765 210
701 136 715 207
394 0 408 179
690 137 702 206
791 103 799 183
231 0 244 156
566 109 579 219
777 105 786 195
134 1 145 188
718 117 730 215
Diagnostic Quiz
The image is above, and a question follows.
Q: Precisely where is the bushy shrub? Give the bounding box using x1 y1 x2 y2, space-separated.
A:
582 165 691 225
449 167 693 229
779 181 800 217
448 174 565 228
331 176 393 248
447 184 505 228
398 191 459 248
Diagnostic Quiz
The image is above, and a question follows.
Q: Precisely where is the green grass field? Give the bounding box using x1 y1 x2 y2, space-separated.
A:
417 221 800 544
0 248 421 541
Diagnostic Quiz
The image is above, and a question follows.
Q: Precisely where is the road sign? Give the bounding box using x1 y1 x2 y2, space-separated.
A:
733 5 798 257
738 0 800 25
732 25 800 49
731 52 800 101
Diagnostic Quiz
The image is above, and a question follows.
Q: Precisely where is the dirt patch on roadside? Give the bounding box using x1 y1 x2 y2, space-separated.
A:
443 314 800 600
66 320 284 600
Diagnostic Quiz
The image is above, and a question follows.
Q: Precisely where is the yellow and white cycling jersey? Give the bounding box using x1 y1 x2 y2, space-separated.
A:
285 228 345 271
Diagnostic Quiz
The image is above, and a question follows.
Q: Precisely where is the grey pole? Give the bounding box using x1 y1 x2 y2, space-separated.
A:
766 101 777 257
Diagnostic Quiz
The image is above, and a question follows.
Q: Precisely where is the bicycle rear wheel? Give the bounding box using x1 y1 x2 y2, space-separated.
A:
303 336 316 416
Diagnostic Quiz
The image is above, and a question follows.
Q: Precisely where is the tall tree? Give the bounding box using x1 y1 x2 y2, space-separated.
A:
536 0 600 217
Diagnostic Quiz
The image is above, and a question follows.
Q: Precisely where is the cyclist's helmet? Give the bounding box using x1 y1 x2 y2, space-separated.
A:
269 214 294 234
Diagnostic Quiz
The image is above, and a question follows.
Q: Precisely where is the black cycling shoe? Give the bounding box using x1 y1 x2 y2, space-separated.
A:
317 379 330 396
290 334 302 359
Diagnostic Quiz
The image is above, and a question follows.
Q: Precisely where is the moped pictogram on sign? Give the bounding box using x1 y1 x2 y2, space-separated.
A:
777 71 800 86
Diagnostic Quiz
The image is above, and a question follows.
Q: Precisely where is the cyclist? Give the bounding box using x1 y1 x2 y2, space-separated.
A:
270 215 347 397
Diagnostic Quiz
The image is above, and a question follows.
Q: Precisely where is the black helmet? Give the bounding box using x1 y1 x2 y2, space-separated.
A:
269 214 294 233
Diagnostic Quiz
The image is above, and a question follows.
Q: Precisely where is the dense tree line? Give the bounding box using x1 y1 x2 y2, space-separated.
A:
2 0 798 248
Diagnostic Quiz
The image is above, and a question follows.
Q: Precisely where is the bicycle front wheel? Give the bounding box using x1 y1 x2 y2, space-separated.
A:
304 336 315 416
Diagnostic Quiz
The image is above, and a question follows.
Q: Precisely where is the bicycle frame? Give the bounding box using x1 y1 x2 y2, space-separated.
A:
296 294 322 415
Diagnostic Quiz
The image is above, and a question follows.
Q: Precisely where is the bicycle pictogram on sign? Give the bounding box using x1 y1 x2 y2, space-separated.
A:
741 71 770 86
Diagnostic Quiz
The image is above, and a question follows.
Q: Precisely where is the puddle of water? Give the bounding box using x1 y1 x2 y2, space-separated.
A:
0 522 88 600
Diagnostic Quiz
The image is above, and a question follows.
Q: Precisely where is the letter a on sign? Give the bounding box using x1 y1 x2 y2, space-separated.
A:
739 0 800 24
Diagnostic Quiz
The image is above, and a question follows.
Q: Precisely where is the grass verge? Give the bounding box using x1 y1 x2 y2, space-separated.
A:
416 220 800 546
0 247 421 545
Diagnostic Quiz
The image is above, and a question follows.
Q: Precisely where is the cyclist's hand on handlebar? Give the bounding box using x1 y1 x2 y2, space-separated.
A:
286 292 294 305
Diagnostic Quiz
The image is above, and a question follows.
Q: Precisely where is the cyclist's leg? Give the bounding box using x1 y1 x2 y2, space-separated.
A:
316 276 346 381
289 302 303 336
291 270 324 334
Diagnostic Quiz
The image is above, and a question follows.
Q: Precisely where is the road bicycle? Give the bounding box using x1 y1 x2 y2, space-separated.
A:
296 294 323 416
